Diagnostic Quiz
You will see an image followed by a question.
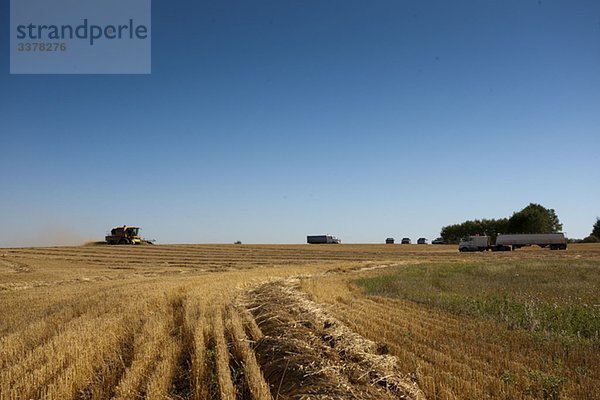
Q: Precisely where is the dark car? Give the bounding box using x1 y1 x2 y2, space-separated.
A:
401 238 411 244
385 238 395 244
432 237 445 244
417 237 428 244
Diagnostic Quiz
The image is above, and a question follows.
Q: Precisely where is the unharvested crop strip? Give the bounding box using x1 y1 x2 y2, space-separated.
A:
1 312 125 398
240 307 264 342
226 306 272 400
43 315 128 399
145 339 181 399
168 294 195 399
211 308 237 399
190 318 207 400
112 296 174 399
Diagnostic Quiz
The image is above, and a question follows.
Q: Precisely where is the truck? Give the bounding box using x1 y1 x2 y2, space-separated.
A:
458 233 567 252
105 225 153 245
307 235 341 244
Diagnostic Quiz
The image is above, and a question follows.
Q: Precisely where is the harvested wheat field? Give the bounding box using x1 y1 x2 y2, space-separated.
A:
1 244 599 400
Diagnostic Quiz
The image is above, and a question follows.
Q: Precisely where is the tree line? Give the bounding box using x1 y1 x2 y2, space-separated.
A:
581 218 600 243
440 203 563 243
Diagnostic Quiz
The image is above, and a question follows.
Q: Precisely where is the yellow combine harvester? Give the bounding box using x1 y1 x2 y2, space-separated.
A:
105 225 152 245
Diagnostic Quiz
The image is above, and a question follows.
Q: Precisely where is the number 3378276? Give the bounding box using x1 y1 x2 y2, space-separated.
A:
17 43 67 51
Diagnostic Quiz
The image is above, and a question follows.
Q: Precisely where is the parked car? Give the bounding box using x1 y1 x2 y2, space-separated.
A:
401 238 411 244
432 237 445 244
385 238 395 244
417 238 428 244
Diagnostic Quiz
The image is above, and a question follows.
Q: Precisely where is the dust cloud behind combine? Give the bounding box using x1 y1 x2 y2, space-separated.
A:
0 222 95 248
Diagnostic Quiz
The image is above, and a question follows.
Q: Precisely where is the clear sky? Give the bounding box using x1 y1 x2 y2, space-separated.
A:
1 0 599 246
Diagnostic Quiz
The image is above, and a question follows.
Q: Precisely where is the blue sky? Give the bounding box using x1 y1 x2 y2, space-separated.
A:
1 1 599 246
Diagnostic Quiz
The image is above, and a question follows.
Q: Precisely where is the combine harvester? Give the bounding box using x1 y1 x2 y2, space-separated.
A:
459 233 567 252
105 225 154 245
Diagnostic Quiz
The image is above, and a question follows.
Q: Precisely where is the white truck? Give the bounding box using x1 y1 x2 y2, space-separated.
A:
458 233 567 252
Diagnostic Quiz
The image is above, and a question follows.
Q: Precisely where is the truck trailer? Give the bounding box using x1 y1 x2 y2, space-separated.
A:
458 233 567 252
307 235 341 244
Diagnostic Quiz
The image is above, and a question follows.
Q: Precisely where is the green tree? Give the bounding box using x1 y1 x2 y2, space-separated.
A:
441 204 563 242
592 217 600 239
440 218 508 243
581 235 599 243
506 203 562 234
